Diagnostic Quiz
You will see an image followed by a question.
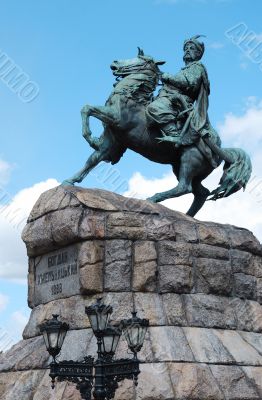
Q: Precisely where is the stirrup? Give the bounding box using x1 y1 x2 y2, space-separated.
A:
160 129 180 137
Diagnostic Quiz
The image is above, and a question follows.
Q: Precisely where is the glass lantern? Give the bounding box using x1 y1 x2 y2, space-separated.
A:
85 298 113 335
121 312 149 356
101 324 122 357
39 314 69 359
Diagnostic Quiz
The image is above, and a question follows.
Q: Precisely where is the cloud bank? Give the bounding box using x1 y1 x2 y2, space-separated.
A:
0 178 59 283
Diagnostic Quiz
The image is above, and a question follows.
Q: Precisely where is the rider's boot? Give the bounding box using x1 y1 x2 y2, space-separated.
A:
161 122 180 136
159 122 182 147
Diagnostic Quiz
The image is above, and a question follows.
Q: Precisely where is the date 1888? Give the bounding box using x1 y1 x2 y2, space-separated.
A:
51 283 62 295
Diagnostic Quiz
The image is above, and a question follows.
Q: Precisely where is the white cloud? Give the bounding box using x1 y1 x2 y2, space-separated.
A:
0 293 9 312
124 100 262 242
0 178 59 283
124 171 174 199
1 309 30 349
124 169 262 242
218 99 262 148
11 309 29 341
11 309 28 327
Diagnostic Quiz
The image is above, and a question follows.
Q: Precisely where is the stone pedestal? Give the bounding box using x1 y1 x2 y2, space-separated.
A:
1 185 262 399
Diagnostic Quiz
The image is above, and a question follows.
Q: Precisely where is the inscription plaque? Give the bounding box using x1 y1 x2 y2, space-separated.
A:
34 244 80 305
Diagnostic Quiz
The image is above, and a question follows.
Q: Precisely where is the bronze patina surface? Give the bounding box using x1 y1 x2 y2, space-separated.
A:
62 37 251 217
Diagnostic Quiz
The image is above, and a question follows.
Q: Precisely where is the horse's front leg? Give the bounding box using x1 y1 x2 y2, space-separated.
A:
62 150 108 186
81 104 119 150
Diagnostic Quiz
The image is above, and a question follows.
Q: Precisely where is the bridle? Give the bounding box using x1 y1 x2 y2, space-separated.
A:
114 59 161 83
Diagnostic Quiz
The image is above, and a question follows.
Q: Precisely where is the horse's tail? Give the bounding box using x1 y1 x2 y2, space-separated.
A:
209 147 252 200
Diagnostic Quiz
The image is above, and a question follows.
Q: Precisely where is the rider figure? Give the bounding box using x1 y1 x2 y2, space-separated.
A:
146 35 211 147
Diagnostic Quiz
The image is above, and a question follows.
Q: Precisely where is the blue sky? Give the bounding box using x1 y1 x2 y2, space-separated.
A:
0 0 262 345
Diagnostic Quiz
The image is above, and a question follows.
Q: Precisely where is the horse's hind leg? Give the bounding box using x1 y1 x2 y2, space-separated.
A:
147 178 192 203
147 152 193 203
62 150 108 185
186 179 210 217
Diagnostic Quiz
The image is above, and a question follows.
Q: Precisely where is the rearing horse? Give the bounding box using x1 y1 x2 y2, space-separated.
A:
62 49 252 217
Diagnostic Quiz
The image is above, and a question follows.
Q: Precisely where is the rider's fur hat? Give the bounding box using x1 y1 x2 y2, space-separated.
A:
183 35 205 57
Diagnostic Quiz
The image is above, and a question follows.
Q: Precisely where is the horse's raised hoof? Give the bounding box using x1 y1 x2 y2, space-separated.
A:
81 104 91 114
61 180 75 186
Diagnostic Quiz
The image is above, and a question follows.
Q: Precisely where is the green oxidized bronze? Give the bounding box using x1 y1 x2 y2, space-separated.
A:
62 36 252 217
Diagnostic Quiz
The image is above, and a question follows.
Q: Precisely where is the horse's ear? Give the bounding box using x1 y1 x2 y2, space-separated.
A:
156 60 166 65
137 47 144 57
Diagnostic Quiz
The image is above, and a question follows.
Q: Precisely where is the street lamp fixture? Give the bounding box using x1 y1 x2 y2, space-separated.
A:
121 311 149 357
39 298 149 400
39 314 69 359
100 324 122 357
85 298 113 334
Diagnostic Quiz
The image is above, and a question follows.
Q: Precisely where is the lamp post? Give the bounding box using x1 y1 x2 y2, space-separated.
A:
39 298 149 400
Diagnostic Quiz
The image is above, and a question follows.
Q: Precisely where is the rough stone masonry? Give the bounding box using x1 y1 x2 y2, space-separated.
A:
0 185 262 399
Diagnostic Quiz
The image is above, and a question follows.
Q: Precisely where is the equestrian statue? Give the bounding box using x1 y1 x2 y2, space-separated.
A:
62 35 252 217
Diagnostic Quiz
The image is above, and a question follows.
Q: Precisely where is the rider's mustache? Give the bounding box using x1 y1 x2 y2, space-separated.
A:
183 50 196 62
184 50 193 57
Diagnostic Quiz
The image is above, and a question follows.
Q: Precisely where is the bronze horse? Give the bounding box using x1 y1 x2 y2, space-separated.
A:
62 49 251 217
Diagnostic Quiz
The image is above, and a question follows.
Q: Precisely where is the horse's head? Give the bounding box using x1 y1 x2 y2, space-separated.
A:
110 48 165 78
